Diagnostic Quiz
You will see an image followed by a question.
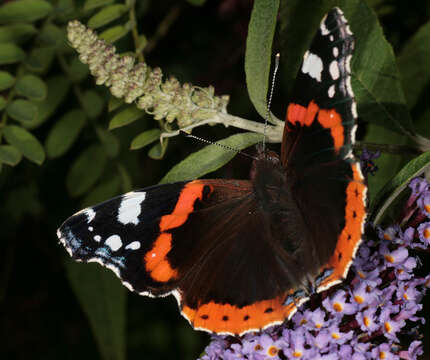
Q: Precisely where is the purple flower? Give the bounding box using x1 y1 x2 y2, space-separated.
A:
322 290 356 317
371 343 399 360
360 148 380 177
417 190 430 217
417 221 430 246
355 308 379 334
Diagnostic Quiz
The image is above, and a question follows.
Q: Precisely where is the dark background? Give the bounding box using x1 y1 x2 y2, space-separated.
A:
1 0 430 359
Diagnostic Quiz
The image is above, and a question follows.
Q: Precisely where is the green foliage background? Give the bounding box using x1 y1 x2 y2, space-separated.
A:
1 0 430 359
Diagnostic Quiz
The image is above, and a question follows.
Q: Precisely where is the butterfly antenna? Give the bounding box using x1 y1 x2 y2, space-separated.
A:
263 53 281 154
179 130 257 160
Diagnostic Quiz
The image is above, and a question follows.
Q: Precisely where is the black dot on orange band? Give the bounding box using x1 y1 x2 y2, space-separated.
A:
354 189 359 197
201 314 209 320
347 234 352 240
222 315 229 321
244 315 250 321
353 210 357 218
264 307 273 313
338 253 343 261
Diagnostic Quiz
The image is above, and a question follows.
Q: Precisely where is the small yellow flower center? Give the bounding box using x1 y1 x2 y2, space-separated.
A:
292 351 302 357
358 271 366 279
384 322 392 333
354 295 364 304
254 344 262 351
424 204 430 213
403 292 409 300
333 302 343 312
300 319 307 325
331 332 341 340
315 323 322 329
379 351 387 359
424 228 430 239
268 346 278 356
384 254 394 263
364 316 371 327
383 233 392 241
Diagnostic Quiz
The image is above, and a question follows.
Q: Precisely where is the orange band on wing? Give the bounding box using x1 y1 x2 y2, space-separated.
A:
286 101 345 153
317 163 366 290
144 233 178 282
181 292 303 336
287 101 319 127
317 109 344 152
145 181 213 283
160 181 210 231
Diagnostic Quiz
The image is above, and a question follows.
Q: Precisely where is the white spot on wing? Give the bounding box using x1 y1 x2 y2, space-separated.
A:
333 47 339 58
351 101 358 118
330 35 334 42
94 235 101 242
328 85 335 98
320 16 330 35
329 61 340 80
84 208 96 223
105 234 122 251
301 51 323 82
125 241 141 250
88 226 93 232
346 54 352 73
346 77 353 97
117 191 146 225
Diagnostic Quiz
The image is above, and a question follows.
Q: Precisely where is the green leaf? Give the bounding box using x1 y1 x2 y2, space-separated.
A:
398 20 430 109
364 124 408 205
87 4 128 29
0 23 37 44
15 74 47 100
24 46 55 73
66 145 108 197
0 96 5 111
245 0 280 119
0 43 25 64
39 23 66 48
117 164 132 192
279 0 413 135
0 145 22 166
108 96 123 112
130 129 161 150
96 127 120 158
109 106 144 130
100 25 129 43
45 110 87 159
81 90 105 118
0 71 15 91
370 150 430 225
0 0 53 23
160 132 262 183
187 0 206 6
26 75 71 129
84 0 115 11
64 261 126 360
3 125 45 165
148 140 168 160
6 99 38 124
81 176 120 208
68 56 90 83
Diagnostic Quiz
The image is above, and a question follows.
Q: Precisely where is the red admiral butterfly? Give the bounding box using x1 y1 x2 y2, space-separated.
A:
58 7 366 336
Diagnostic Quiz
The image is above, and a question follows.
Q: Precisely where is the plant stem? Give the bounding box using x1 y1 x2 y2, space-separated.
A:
354 141 420 155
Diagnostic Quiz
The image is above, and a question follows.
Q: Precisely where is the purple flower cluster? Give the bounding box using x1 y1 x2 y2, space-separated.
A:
200 176 430 360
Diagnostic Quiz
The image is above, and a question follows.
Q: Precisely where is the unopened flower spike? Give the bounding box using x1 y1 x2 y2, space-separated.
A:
67 20 229 128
